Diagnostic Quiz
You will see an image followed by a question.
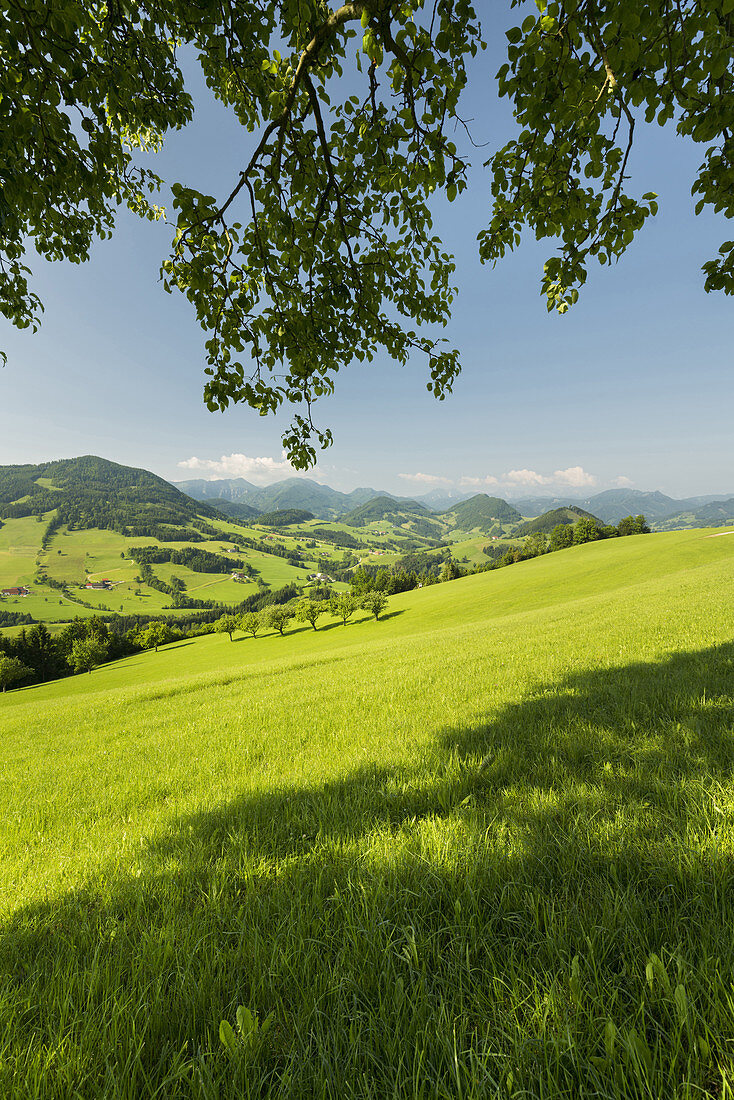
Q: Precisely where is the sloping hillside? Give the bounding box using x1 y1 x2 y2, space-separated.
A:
342 495 435 528
515 504 602 536
256 509 315 526
206 499 262 520
2 530 734 1099
0 455 214 534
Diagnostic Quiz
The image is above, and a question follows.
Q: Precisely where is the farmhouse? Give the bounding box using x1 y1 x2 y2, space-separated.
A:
231 571 248 582
307 572 333 583
1 586 29 597
85 579 113 590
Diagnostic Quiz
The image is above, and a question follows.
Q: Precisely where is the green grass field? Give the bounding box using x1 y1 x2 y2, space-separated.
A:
0 514 48 587
1 529 734 1098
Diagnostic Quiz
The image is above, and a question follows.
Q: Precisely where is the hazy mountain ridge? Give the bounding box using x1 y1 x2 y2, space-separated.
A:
178 477 734 527
176 477 400 519
496 489 734 526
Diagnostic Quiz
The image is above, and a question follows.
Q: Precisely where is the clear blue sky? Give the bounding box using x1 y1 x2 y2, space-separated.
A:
1 19 731 500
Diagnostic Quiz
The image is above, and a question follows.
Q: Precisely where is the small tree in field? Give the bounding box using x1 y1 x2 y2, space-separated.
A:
71 637 107 674
239 612 261 638
296 599 327 631
264 604 295 636
361 591 388 621
137 622 173 652
0 656 30 693
216 614 239 641
329 593 359 626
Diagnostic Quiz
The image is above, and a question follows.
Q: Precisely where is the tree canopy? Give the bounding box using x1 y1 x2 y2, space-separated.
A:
2 1 732 464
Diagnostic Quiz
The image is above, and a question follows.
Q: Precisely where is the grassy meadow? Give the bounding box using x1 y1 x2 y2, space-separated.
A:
1 529 734 1097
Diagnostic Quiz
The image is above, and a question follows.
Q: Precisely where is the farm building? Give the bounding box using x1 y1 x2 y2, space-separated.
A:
1 586 29 597
84 579 113 590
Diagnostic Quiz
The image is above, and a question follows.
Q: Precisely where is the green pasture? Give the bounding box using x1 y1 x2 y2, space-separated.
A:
2 529 734 1098
0 514 47 587
0 591 95 623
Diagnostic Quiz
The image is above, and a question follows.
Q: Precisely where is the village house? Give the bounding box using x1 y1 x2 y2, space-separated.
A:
1 586 29 597
84 579 113 590
231 571 248 582
307 572 333 583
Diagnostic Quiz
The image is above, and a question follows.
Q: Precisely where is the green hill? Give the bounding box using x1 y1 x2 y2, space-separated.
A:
207 498 262 520
256 508 315 526
0 455 215 534
440 493 521 532
342 494 435 528
515 504 602 536
1 529 734 1097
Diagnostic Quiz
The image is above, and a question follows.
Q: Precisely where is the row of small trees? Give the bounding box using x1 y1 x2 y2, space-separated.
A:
213 591 389 641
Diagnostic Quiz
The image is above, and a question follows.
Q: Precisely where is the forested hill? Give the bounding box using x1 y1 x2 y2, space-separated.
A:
0 456 215 536
440 494 522 531
515 505 603 537
341 495 432 528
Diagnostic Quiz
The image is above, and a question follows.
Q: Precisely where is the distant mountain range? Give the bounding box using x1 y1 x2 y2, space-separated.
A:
174 477 734 529
174 476 397 519
511 489 731 524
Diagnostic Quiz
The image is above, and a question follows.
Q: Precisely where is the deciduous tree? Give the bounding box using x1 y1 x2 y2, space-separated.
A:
3 3 733 463
264 604 295 636
573 517 599 545
329 592 359 626
549 524 574 552
361 590 388 621
70 637 108 675
137 622 174 652
0 655 30 693
296 599 328 631
239 611 261 638
216 614 239 641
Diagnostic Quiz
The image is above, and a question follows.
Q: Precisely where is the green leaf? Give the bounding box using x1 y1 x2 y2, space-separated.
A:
236 1005 256 1038
219 1020 238 1054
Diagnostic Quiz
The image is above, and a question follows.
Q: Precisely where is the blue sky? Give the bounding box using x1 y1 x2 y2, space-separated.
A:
1 17 731 499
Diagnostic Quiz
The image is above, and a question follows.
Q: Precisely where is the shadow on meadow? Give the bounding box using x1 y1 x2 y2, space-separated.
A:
2 642 734 1098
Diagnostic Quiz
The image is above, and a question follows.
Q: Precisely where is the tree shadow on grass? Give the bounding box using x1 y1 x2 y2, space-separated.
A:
2 643 734 1098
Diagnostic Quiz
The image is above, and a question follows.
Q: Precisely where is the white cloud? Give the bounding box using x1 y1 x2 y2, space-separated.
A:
613 475 634 488
553 465 598 489
503 466 598 490
398 472 453 486
177 452 319 484
459 474 500 488
505 468 549 488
